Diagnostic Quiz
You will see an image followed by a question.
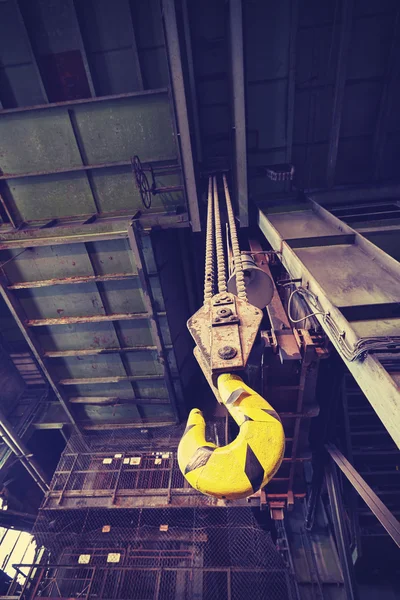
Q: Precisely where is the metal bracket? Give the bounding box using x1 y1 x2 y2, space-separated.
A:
187 292 263 381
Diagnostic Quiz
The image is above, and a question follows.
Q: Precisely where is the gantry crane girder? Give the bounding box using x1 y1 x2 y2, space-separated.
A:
258 198 400 449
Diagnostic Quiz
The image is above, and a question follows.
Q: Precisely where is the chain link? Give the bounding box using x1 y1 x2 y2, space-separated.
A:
204 177 215 303
223 174 247 301
213 176 227 294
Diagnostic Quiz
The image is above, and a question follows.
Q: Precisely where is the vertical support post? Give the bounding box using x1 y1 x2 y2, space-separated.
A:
112 452 126 505
70 0 96 97
128 223 179 422
325 458 359 600
326 0 354 187
14 0 48 103
181 0 202 162
229 0 248 228
167 453 173 504
57 454 78 505
373 8 400 180
162 0 201 232
285 0 298 166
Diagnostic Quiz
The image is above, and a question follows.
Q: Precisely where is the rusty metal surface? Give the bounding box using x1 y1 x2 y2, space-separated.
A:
188 292 262 378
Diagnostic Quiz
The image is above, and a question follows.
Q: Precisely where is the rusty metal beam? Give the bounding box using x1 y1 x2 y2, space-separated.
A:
81 421 175 430
0 275 78 430
326 0 354 187
44 345 172 358
26 312 166 327
8 273 138 289
326 443 400 548
128 222 180 422
59 375 166 385
69 396 170 405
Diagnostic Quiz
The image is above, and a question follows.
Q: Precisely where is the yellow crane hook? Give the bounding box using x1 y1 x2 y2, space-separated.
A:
178 373 285 500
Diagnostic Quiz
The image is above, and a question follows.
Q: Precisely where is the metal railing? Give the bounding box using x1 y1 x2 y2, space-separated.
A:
8 563 294 600
46 451 193 506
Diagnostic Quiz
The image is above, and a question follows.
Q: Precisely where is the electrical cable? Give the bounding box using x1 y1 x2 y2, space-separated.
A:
287 288 325 323
287 285 400 361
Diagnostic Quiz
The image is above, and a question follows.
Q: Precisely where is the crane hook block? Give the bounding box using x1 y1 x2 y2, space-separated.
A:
177 373 285 500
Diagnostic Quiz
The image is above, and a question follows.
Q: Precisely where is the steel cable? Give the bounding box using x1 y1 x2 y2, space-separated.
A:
222 174 247 301
204 176 215 303
213 176 227 294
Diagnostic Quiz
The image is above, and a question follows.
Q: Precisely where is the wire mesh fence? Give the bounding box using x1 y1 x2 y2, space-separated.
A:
46 424 226 508
6 426 299 599
11 506 298 600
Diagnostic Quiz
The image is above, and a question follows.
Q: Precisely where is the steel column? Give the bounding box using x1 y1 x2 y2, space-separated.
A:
162 0 201 232
373 8 400 180
325 459 359 600
285 0 298 167
0 408 49 492
229 0 248 227
326 443 400 548
326 0 354 187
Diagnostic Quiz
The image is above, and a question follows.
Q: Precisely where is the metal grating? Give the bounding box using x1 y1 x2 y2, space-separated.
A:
10 506 298 600
44 424 226 509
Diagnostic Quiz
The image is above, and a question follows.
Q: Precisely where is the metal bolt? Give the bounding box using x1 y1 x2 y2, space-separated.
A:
218 345 237 360
216 308 232 318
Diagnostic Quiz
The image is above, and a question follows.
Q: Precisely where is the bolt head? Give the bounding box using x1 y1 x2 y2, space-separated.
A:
217 307 233 318
218 345 237 360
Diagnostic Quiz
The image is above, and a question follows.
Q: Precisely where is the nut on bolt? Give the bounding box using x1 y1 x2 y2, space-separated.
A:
218 345 237 360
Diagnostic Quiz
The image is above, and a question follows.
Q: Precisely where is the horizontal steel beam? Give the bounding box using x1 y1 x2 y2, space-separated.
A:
69 396 170 405
0 214 189 249
26 312 166 327
326 443 400 548
0 88 168 115
8 273 138 289
0 158 180 182
81 421 175 430
59 375 166 385
44 345 172 358
0 229 130 249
